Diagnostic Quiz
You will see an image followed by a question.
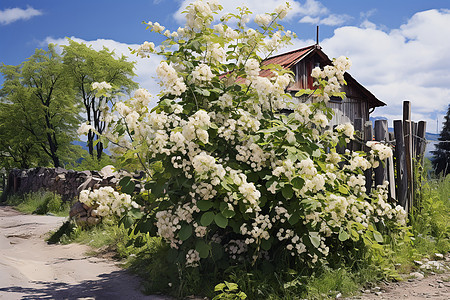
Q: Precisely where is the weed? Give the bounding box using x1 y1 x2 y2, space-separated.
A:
6 190 70 216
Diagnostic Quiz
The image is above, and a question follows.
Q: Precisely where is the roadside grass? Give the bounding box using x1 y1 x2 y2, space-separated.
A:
46 172 449 299
5 190 71 217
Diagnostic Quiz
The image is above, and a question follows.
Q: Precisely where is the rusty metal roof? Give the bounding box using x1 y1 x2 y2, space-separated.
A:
261 45 386 108
262 45 316 69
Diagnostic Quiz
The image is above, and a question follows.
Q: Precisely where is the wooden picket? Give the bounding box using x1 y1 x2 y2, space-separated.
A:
362 101 427 213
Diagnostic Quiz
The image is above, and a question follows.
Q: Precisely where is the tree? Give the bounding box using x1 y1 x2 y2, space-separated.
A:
62 39 138 161
432 104 450 176
0 45 81 168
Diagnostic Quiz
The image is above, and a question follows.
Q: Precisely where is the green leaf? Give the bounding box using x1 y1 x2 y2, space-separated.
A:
200 211 215 226
197 200 213 211
128 208 143 219
338 229 349 241
338 185 349 195
309 232 321 248
120 215 134 229
121 180 135 195
214 213 228 228
373 231 384 243
221 208 236 218
178 224 192 241
261 238 272 251
288 213 300 225
119 176 131 187
291 177 304 189
282 185 294 199
351 229 360 241
195 240 211 258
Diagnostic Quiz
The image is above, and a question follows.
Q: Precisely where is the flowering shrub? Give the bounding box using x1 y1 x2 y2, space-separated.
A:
78 0 408 272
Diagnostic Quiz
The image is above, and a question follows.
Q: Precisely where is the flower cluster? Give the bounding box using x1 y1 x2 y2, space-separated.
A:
79 186 139 217
91 81 112 91
367 141 393 160
156 62 187 96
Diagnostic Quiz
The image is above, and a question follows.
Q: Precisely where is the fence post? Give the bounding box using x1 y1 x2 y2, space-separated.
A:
403 101 414 212
364 121 373 193
394 120 408 210
387 131 397 201
417 121 427 164
412 121 418 158
374 120 388 186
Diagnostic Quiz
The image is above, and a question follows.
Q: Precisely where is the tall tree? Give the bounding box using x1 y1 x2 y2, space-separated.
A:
62 39 138 160
432 104 450 176
0 45 81 168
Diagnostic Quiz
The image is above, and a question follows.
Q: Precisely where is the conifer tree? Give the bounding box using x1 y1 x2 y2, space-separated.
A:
432 104 450 176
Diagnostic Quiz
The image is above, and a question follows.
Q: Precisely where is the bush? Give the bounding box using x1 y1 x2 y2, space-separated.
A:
76 1 411 297
7 190 70 216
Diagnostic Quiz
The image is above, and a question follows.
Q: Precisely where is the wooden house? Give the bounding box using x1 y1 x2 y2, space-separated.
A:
262 44 385 127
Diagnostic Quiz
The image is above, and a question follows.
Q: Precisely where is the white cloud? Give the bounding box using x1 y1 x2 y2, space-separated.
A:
299 16 320 24
299 13 351 26
298 0 328 16
307 8 450 133
43 36 162 108
319 14 352 26
0 6 42 25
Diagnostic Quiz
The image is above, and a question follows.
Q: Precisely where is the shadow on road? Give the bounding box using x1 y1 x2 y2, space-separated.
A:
0 270 171 300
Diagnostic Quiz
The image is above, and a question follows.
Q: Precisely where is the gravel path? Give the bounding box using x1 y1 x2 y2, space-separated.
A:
0 205 171 300
345 256 450 300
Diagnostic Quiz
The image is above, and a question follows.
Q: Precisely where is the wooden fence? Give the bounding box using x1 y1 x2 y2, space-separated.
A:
350 100 427 213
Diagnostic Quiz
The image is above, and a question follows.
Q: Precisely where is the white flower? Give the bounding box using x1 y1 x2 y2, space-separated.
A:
77 122 95 136
92 81 112 91
186 249 200 267
245 58 260 78
151 22 165 33
254 14 272 27
274 3 290 19
192 63 214 82
136 41 155 58
206 43 226 64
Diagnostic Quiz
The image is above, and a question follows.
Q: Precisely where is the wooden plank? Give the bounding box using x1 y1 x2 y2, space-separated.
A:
403 101 413 212
412 121 418 158
364 121 374 193
387 128 396 201
394 120 408 210
374 120 388 186
417 121 427 164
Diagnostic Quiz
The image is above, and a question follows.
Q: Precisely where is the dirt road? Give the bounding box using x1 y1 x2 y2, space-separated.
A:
0 205 170 300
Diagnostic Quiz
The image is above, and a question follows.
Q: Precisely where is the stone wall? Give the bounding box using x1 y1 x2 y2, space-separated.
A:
0 166 127 202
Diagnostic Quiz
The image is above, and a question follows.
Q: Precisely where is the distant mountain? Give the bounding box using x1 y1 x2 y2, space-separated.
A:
425 132 439 141
369 116 388 123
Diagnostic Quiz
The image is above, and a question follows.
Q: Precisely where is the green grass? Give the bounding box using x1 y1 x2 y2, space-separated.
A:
6 190 71 216
49 173 450 300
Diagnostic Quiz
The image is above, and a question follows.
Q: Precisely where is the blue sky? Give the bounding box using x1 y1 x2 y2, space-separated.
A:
1 0 450 133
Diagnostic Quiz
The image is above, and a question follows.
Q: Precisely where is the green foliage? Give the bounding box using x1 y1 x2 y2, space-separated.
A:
0 44 82 169
411 173 450 255
69 152 116 171
6 191 70 216
62 39 138 160
213 282 247 300
432 104 450 176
